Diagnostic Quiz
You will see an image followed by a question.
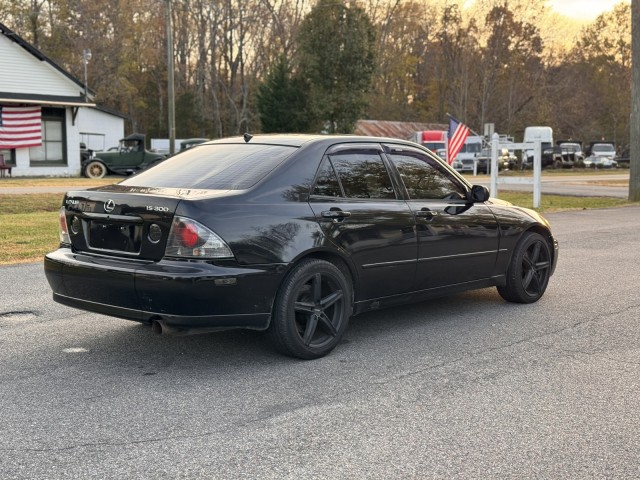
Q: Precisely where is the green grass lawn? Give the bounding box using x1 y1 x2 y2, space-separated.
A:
1 189 637 265
0 194 64 264
0 177 115 188
0 178 114 264
0 212 60 264
497 191 632 211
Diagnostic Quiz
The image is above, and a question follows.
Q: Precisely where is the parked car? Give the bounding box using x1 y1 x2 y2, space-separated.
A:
79 142 92 162
557 141 584 168
583 155 618 169
180 138 209 151
451 136 483 173
45 135 558 359
472 148 515 173
82 133 166 179
586 142 616 160
522 126 565 168
475 148 491 173
615 150 630 168
522 145 566 169
452 144 515 173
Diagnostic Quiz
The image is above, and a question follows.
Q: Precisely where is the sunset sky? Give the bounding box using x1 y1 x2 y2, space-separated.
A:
547 0 628 21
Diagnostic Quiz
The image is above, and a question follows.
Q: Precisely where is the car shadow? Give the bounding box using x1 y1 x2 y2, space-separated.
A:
80 288 506 370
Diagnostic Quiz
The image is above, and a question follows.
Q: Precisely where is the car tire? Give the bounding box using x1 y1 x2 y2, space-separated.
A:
497 232 552 304
85 161 107 179
267 258 352 359
553 159 563 169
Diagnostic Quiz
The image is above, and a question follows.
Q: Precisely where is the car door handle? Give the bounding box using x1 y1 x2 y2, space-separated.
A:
321 209 351 219
415 209 439 220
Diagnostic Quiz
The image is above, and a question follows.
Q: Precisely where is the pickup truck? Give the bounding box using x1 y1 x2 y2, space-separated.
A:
82 133 166 178
522 145 568 169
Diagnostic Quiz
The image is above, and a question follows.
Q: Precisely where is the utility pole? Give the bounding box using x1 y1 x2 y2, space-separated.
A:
631 0 640 200
166 0 176 155
82 49 91 102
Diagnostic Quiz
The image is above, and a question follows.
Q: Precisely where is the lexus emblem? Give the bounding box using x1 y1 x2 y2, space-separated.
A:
104 199 116 213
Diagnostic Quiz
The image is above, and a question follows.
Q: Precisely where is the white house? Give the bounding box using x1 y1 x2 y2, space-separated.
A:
0 21 125 177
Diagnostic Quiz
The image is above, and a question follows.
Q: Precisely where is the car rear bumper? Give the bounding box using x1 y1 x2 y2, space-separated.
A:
44 248 284 332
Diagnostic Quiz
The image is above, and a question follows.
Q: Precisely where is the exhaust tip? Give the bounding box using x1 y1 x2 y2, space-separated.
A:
148 319 195 336
151 320 163 335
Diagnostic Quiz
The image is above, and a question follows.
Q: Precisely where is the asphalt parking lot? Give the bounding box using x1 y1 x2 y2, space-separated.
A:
1 205 639 479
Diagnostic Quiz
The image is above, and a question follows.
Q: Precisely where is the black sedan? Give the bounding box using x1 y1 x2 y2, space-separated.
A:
45 135 558 359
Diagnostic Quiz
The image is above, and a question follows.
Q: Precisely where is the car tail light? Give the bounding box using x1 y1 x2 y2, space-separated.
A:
59 207 71 245
165 216 233 259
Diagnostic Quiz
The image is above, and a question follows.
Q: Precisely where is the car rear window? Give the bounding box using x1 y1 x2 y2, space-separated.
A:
120 144 296 190
593 144 615 152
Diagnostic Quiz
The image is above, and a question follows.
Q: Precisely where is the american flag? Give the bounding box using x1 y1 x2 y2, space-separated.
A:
0 106 43 148
447 116 470 165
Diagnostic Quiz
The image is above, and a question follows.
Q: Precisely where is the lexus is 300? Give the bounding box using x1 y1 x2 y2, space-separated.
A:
45 135 558 359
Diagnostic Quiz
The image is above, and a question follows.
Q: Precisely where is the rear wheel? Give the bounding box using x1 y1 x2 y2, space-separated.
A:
497 232 552 304
267 259 352 359
85 161 107 179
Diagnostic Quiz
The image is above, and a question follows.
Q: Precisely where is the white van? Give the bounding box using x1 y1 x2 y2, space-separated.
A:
523 126 557 168
524 126 553 150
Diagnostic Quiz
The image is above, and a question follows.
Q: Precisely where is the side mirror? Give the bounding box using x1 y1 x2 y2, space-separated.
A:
468 184 490 203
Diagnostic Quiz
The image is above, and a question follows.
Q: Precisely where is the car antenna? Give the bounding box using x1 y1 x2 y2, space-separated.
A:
243 132 253 143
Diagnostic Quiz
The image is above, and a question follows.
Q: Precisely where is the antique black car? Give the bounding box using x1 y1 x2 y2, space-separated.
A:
45 135 558 359
82 133 166 178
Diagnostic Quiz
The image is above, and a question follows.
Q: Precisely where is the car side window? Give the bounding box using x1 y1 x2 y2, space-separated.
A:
329 151 396 199
386 148 466 200
312 157 343 197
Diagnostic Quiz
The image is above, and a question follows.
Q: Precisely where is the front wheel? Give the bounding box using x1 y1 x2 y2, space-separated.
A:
84 160 107 179
497 232 552 303
267 259 352 359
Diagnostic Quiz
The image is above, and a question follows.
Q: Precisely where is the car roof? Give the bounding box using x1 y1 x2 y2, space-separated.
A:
122 133 146 142
202 134 420 149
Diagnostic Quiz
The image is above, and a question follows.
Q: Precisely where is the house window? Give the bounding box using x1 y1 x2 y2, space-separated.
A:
29 107 66 166
0 148 14 165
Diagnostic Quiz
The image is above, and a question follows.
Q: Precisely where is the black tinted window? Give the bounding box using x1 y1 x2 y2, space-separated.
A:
329 152 396 199
120 144 296 190
387 148 465 200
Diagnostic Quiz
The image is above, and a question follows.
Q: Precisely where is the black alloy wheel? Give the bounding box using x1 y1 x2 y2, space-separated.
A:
267 259 352 359
497 232 552 304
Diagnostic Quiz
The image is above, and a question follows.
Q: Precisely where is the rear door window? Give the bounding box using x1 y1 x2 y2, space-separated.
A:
120 144 296 190
323 148 396 199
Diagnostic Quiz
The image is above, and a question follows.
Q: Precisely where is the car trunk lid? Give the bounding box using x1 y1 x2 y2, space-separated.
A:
62 187 189 261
